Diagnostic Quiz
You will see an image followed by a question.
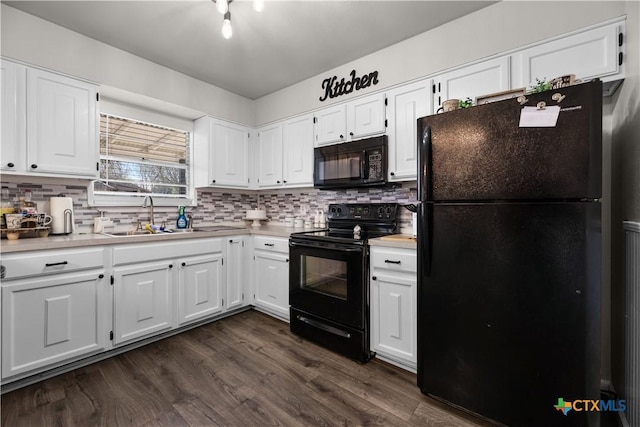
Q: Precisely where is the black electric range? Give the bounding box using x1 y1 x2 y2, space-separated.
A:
289 203 398 362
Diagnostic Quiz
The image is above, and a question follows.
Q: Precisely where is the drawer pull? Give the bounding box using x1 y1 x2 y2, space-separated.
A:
384 259 401 264
264 243 275 247
45 261 68 267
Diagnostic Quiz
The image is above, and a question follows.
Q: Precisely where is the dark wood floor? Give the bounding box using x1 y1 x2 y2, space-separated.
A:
1 310 491 426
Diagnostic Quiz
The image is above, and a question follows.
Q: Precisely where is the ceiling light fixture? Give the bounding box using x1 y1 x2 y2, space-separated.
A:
216 0 228 14
212 0 264 40
221 11 233 39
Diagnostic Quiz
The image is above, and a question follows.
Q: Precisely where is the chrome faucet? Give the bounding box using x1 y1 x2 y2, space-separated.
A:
142 195 154 225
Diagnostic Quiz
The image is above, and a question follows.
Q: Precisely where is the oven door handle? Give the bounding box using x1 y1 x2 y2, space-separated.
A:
289 241 363 252
296 315 352 339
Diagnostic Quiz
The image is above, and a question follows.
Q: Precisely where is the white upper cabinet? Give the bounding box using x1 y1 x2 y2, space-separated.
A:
212 120 250 188
282 114 314 187
347 92 386 140
511 19 625 96
257 123 284 187
193 116 250 188
1 59 25 173
386 79 433 182
314 92 386 146
27 68 99 177
433 57 511 110
1 59 98 178
314 103 347 146
255 114 314 189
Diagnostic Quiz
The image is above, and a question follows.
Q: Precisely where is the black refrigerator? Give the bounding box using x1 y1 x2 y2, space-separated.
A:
416 80 602 427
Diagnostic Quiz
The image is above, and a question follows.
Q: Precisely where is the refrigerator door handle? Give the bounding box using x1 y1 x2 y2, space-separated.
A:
417 124 432 202
418 202 432 276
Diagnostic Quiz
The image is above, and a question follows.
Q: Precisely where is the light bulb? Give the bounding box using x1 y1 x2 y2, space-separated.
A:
216 0 228 14
221 12 232 39
253 0 264 12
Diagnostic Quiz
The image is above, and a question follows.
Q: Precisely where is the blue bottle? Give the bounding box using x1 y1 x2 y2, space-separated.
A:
176 206 188 229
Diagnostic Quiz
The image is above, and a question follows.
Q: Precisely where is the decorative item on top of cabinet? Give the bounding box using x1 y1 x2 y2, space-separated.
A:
1 59 99 178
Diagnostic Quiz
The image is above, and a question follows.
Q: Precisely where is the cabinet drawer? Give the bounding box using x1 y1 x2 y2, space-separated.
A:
370 248 417 273
112 238 222 266
253 236 288 253
1 248 105 280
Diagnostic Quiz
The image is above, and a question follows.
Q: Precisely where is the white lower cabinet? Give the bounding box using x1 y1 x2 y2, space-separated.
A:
178 254 223 325
370 246 417 371
0 236 251 385
111 238 228 345
253 236 289 320
113 261 173 345
1 248 108 380
225 236 246 311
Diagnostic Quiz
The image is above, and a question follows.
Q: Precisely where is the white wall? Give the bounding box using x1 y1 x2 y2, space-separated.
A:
609 0 640 401
254 1 628 125
0 4 254 125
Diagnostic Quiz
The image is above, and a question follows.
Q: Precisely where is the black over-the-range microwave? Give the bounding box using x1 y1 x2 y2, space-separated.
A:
313 136 388 189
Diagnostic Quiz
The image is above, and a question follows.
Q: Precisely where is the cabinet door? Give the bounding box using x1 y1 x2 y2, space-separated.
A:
0 59 25 173
370 271 417 367
254 251 289 319
26 68 98 177
282 114 314 187
113 261 173 345
212 120 249 188
314 104 346 146
2 272 107 378
433 57 510 110
225 237 245 311
177 254 223 325
347 92 386 139
193 116 213 187
511 22 623 90
257 123 283 187
387 79 432 181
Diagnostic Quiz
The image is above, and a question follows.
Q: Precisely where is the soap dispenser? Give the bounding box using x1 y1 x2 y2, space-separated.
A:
176 206 188 229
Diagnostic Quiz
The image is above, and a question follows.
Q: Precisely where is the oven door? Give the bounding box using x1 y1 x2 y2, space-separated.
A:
289 239 366 328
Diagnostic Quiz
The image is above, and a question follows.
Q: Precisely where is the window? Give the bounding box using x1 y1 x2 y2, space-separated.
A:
90 113 194 206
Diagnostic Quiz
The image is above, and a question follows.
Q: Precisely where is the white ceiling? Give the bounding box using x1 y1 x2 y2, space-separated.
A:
5 0 496 100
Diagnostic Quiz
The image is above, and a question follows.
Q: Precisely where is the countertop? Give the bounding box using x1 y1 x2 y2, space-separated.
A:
368 234 417 250
0 226 417 254
0 224 309 254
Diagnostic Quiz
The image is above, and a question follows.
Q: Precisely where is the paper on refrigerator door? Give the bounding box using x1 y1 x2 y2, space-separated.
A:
519 106 560 127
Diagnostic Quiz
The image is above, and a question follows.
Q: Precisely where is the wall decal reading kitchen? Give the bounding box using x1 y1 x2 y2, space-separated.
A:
319 70 379 101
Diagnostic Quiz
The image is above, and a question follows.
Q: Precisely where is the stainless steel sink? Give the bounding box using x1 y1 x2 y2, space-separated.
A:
192 225 246 232
101 225 243 237
102 229 193 237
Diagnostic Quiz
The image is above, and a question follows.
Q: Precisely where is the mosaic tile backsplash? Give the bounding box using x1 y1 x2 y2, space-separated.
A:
0 180 418 235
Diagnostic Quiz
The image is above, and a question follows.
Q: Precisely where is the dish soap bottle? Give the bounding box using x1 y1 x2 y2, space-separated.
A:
176 206 188 229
